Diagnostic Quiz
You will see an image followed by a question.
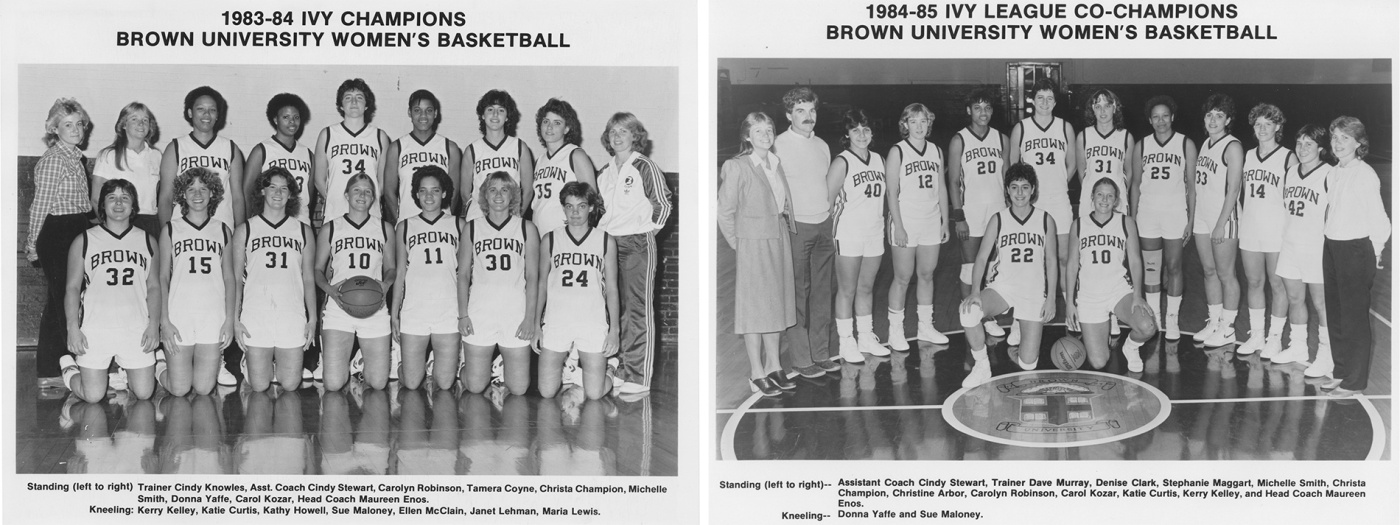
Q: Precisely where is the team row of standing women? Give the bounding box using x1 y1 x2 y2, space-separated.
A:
29 81 671 404
721 82 1387 397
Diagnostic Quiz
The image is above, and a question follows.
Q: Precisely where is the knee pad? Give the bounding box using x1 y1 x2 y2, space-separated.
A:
1142 249 1162 288
960 303 984 328
960 263 974 286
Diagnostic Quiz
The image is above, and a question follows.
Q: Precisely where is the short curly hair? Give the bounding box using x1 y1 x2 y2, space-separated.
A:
1329 116 1370 160
559 181 606 228
601 112 650 156
476 170 522 217
1201 93 1236 133
335 79 377 122
536 98 583 147
782 87 819 113
1143 95 1178 121
183 86 228 131
96 179 140 221
839 108 872 148
410 165 454 212
1081 88 1124 130
1004 161 1039 204
251 166 302 218
173 167 225 218
898 103 933 139
1247 103 1285 143
265 93 310 140
477 89 521 137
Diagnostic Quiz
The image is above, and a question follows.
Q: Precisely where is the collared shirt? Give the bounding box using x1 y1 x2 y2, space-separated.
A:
1324 158 1391 255
597 151 672 236
773 127 831 223
27 142 92 255
94 145 163 212
750 153 785 210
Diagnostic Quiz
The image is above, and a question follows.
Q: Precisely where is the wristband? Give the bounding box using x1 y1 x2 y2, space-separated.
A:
950 209 966 222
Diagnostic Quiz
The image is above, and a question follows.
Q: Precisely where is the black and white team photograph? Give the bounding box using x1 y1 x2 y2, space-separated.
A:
714 58 1391 461
14 64 681 477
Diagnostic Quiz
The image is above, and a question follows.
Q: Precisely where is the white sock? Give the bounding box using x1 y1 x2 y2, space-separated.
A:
1289 323 1307 345
917 304 934 325
837 318 854 338
888 308 905 336
971 346 987 361
1249 308 1265 334
1167 295 1182 317
1208 304 1222 322
61 365 80 391
1318 326 1331 348
1123 337 1145 353
855 315 874 337
1220 309 1237 329
1269 315 1287 337
1146 292 1161 312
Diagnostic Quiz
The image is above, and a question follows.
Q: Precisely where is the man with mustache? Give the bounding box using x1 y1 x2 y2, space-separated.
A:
772 87 840 378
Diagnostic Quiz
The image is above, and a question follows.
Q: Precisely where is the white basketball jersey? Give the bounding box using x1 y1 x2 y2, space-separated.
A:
957 127 1005 205
174 134 237 227
983 207 1048 298
1076 212 1132 298
1080 127 1129 217
325 122 383 219
468 215 527 295
545 226 608 327
242 214 308 314
1018 117 1071 206
402 212 459 309
1138 132 1188 211
394 133 453 221
255 137 314 225
1282 162 1331 241
1240 145 1290 225
465 136 526 222
1194 135 1239 223
894 139 942 207
326 214 387 286
167 217 229 314
531 143 580 232
80 225 154 330
831 149 885 236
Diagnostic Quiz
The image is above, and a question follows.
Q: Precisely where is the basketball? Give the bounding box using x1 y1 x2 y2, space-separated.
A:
1051 336 1087 370
337 277 384 318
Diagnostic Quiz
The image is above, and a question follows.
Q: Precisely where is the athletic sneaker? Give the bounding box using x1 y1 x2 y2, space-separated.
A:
1304 346 1334 378
1122 343 1144 373
302 367 314 383
857 333 890 357
217 365 237 387
838 336 865 364
984 320 1006 337
59 355 80 393
58 393 81 431
154 351 168 390
1193 317 1219 343
917 322 949 344
1165 313 1181 341
563 350 581 386
1109 314 1121 336
1271 342 1310 365
815 359 841 373
1203 323 1235 347
109 368 128 391
1236 330 1265 355
1007 322 1022 346
961 358 992 387
888 332 910 351
490 354 505 385
1259 335 1283 360
312 364 324 382
793 364 826 379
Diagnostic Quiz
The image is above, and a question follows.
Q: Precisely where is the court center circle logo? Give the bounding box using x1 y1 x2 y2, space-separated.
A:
942 370 1171 448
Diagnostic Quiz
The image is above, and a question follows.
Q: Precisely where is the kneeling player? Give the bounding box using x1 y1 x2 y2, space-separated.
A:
1065 178 1158 373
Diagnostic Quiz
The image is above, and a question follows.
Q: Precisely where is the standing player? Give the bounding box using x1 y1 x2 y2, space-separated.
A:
827 108 887 363
1076 89 1134 335
315 78 391 222
384 89 462 223
1064 178 1157 373
92 102 162 234
1236 104 1294 357
245 93 314 226
160 87 244 229
537 182 619 401
1191 93 1245 347
1009 79 1077 343
596 112 672 395
460 171 540 396
884 103 949 350
315 173 398 391
531 98 597 232
947 88 1009 338
1130 96 1196 340
462 90 534 222
958 162 1058 387
59 180 161 402
1275 124 1332 370
158 168 234 396
392 166 463 391
234 168 317 392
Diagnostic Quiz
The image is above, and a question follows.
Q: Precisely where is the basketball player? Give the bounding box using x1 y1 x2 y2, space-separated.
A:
384 89 462 223
1275 124 1332 370
314 79 391 222
536 181 618 401
315 173 398 391
233 167 317 391
459 171 540 396
59 179 161 402
827 109 888 363
531 98 597 233
1236 104 1294 357
1064 178 1158 372
947 88 1010 338
884 103 949 350
1076 89 1135 336
160 86 245 229
157 168 234 396
959 162 1058 387
1130 95 1196 340
462 89 534 222
1191 93 1244 347
392 166 464 391
245 93 314 225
